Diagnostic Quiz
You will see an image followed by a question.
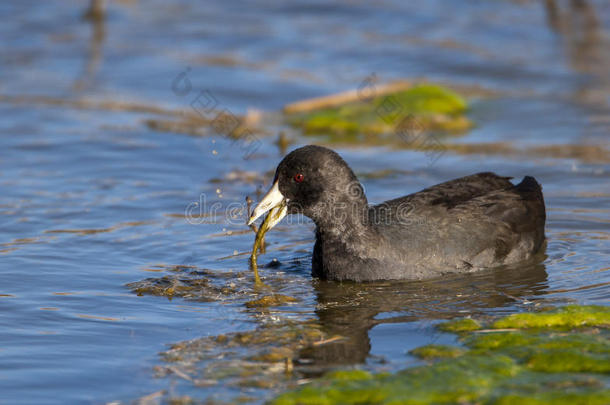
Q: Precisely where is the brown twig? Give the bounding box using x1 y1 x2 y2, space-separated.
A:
283 80 412 114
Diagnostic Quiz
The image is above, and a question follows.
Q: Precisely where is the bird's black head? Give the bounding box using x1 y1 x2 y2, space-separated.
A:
248 145 368 230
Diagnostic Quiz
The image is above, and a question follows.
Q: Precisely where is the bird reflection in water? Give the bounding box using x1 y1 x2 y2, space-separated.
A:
298 260 548 373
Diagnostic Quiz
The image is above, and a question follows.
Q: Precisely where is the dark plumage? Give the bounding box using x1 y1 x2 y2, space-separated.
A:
249 145 546 282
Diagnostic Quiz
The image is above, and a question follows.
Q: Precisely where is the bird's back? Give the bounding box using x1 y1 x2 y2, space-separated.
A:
367 173 546 279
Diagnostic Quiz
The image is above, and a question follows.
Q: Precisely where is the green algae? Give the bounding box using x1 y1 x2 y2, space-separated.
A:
437 317 481 332
272 305 610 405
466 331 538 351
249 199 286 286
466 331 610 374
273 355 522 405
273 356 609 405
159 320 328 392
409 344 465 359
126 261 301 303
126 266 239 301
323 370 373 381
248 346 293 363
245 294 298 308
467 331 609 354
286 83 472 139
492 305 610 329
375 84 467 116
458 308 610 376
494 392 610 405
527 350 610 373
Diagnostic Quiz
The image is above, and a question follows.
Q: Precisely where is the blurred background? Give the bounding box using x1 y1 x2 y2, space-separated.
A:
0 1 609 404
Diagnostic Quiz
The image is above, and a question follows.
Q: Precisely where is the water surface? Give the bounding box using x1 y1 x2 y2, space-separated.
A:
1 0 609 403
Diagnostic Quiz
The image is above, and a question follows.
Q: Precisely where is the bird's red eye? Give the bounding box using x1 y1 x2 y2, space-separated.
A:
294 173 304 183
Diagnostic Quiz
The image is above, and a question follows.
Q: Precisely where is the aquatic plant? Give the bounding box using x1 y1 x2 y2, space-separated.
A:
272 305 610 405
437 317 481 332
285 83 472 141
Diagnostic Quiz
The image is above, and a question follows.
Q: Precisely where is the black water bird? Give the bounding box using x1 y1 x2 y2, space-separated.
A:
248 145 546 281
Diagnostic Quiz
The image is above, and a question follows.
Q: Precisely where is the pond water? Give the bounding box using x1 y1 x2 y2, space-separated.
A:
1 0 609 404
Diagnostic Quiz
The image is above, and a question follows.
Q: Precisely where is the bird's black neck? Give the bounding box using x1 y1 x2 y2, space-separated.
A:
313 196 370 242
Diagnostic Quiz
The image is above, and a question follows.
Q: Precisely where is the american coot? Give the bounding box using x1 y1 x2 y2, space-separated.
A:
248 145 546 281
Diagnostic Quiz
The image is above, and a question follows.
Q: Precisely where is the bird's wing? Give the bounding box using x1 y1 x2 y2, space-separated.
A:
374 172 513 213
370 174 545 268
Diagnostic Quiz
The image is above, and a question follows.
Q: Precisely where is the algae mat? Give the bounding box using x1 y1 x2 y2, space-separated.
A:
272 305 610 405
285 83 472 138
